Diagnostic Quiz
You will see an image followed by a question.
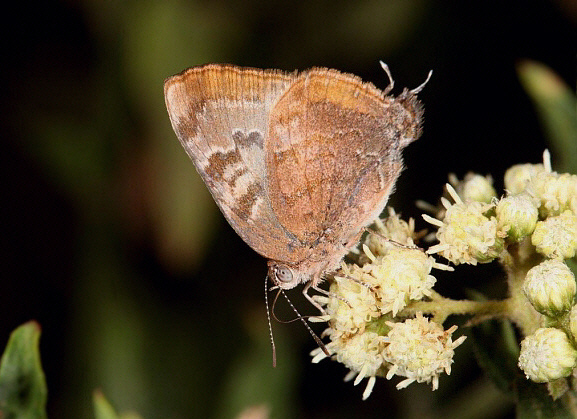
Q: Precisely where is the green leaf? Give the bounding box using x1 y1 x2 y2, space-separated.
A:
93 390 144 419
94 390 120 419
517 60 577 174
0 321 47 419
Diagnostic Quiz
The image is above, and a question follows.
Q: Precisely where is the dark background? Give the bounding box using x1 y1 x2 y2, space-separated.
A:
1 1 576 418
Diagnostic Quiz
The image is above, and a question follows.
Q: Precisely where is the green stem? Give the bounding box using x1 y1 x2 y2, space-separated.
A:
405 292 508 325
501 243 544 336
405 292 542 336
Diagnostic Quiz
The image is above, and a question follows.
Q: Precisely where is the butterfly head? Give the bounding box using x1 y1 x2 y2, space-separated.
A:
268 261 302 290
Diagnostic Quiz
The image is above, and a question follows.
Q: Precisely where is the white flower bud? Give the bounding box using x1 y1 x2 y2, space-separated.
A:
518 328 577 383
504 163 546 194
523 260 576 317
531 211 577 259
452 173 497 203
496 193 539 241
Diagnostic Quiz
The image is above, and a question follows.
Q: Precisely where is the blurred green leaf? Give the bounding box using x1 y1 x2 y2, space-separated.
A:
0 321 47 419
94 390 144 419
517 60 577 173
94 390 120 419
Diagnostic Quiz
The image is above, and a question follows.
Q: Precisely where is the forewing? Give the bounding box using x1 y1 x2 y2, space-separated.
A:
164 64 303 261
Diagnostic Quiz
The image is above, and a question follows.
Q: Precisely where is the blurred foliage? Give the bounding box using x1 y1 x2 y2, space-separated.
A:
517 60 577 174
0 322 145 419
470 320 519 396
0 322 47 419
94 390 144 419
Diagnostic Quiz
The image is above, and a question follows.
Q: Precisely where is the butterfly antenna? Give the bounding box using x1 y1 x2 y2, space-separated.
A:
379 61 395 95
410 70 433 94
264 275 277 368
280 290 330 357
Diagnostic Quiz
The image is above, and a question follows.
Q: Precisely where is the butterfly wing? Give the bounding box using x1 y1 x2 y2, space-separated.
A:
265 68 423 252
164 64 304 262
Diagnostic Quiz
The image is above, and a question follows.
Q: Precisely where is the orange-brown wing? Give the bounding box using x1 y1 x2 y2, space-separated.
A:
265 68 423 248
164 64 306 262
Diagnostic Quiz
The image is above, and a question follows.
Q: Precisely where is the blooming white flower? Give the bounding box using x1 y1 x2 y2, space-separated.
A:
335 332 387 397
363 246 438 316
424 184 504 265
504 150 551 195
523 259 576 317
518 328 577 383
310 331 388 400
383 313 466 390
325 264 382 336
530 171 577 218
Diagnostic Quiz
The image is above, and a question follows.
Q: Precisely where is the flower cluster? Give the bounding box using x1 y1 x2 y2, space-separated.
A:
310 150 577 399
424 151 577 265
311 210 465 399
421 151 577 388
510 154 577 385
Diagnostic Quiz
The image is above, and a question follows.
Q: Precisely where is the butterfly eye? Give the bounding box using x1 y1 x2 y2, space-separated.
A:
275 265 293 283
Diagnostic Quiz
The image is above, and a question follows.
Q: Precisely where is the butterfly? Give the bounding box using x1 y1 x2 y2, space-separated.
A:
164 62 426 328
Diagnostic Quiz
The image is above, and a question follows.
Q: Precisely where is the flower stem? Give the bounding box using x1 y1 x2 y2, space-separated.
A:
405 292 508 325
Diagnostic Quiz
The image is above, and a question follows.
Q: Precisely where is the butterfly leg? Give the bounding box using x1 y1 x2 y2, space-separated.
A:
339 273 378 295
362 226 421 250
303 281 328 315
312 285 353 307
